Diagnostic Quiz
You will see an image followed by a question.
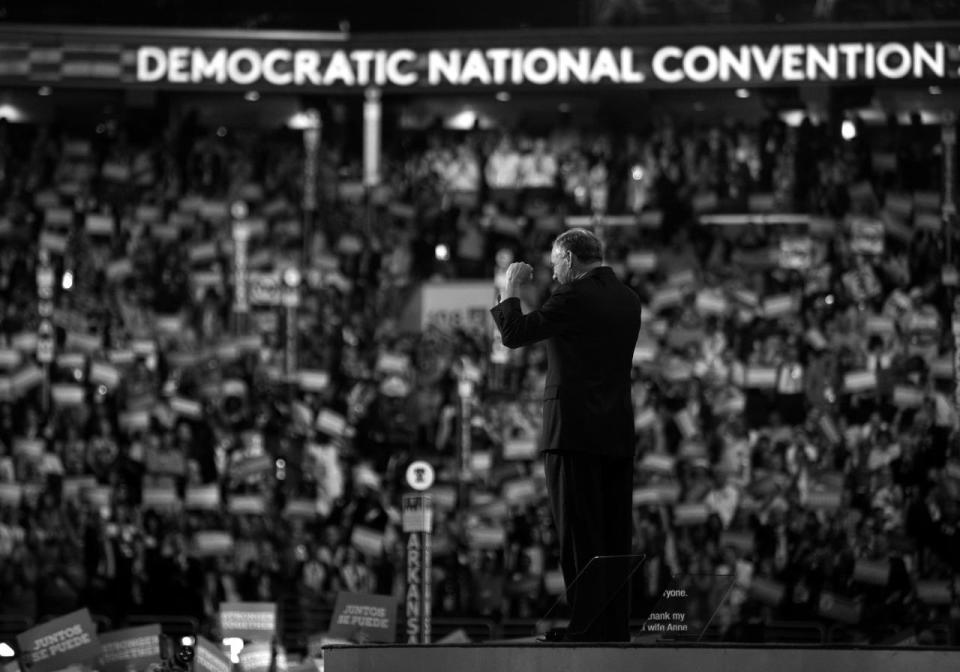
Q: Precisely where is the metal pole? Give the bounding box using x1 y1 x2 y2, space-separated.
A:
490 250 512 393
231 219 251 337
36 249 55 413
362 88 382 247
282 267 301 377
422 521 432 644
363 88 382 189
942 110 956 265
945 111 960 428
457 371 474 508
953 298 960 421
302 109 321 269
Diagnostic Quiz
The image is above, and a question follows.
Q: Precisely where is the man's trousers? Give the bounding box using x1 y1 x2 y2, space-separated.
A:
544 450 634 642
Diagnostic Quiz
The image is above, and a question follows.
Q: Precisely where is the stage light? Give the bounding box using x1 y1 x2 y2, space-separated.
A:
230 200 249 220
62 270 74 290
0 642 14 657
288 109 322 130
244 91 260 102
447 109 477 130
435 243 450 261
841 120 857 141
222 638 244 664
283 267 301 288
735 88 750 99
495 91 511 102
779 110 804 127
0 103 24 122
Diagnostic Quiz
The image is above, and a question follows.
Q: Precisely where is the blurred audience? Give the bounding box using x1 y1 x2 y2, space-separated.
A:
0 108 958 645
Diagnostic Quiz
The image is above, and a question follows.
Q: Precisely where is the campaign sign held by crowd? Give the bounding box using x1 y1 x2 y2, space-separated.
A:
401 281 492 334
219 602 277 641
194 637 231 672
97 624 162 672
328 592 399 643
16 609 100 672
238 642 272 672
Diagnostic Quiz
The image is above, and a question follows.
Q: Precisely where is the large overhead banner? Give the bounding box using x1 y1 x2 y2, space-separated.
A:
0 23 958 91
135 41 951 89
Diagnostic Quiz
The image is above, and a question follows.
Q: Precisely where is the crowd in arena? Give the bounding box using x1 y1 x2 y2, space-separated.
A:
0 103 959 646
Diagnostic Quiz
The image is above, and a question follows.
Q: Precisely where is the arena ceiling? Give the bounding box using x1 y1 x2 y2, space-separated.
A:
3 0 959 32
0 0 578 32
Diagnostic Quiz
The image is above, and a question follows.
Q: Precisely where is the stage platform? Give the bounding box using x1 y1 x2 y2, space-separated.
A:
323 641 960 672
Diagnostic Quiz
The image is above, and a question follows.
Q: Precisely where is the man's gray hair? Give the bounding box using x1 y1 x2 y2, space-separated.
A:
554 228 603 263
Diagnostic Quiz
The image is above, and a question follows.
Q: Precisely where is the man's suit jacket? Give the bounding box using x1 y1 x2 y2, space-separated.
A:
490 266 643 457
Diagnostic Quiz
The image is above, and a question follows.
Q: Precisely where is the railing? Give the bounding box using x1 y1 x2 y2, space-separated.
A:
1 610 957 653
828 622 955 646
431 617 496 643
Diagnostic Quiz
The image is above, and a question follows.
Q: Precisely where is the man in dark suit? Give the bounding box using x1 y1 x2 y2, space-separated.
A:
490 228 643 642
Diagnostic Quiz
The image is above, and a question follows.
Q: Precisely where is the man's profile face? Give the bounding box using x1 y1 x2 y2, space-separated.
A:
551 244 572 284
